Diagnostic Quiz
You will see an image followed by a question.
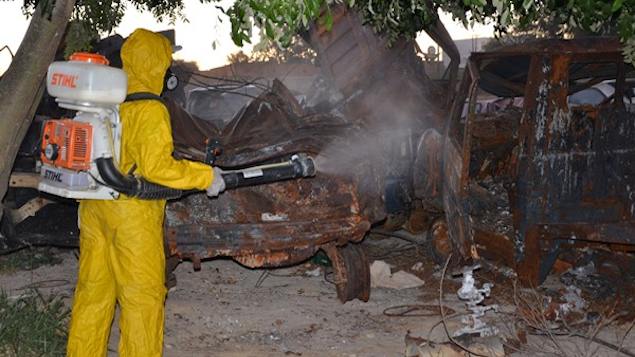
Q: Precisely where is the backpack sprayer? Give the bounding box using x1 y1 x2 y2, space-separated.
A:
39 53 315 200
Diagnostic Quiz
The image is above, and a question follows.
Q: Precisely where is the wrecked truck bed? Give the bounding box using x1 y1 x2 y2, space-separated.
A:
163 80 382 302
429 38 635 286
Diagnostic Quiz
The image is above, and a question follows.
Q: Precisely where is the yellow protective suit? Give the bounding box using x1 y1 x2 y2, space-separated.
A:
67 29 213 357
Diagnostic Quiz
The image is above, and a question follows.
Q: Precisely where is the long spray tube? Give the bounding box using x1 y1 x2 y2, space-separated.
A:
96 154 316 199
221 154 316 190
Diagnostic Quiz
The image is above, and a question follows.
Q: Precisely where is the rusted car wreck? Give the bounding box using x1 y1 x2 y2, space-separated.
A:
427 38 635 286
164 82 378 302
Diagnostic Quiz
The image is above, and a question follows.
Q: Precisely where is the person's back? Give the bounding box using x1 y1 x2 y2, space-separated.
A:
66 28 223 357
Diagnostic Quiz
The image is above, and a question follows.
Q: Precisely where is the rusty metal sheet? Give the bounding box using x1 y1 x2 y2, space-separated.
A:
163 189 373 276
305 4 410 99
516 98 635 283
165 174 371 268
305 4 445 132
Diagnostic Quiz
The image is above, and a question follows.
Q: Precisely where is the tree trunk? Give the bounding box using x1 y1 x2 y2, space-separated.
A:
0 0 75 224
423 2 460 108
425 18 460 108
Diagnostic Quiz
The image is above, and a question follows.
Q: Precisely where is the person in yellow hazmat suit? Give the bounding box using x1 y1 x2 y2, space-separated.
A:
66 28 225 357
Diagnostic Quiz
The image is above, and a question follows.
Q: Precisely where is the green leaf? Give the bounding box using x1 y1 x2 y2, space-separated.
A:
522 0 533 11
612 0 624 12
324 11 334 31
492 0 504 13
265 21 275 38
500 7 510 26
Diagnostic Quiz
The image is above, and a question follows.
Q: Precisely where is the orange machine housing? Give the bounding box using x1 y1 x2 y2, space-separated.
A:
41 119 93 171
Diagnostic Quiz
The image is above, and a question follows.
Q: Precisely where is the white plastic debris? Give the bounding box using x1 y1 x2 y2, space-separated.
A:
411 262 425 272
571 261 596 278
453 264 499 338
304 267 322 277
370 260 424 290
559 285 586 316
261 212 289 222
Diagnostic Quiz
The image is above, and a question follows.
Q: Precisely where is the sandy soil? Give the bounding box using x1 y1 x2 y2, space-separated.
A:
0 238 451 356
1 237 634 356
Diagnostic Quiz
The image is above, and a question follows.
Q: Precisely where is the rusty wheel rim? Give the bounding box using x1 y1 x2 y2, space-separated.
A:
324 243 370 303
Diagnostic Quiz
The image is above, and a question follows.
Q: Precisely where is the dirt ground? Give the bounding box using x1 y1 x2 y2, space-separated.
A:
1 236 634 356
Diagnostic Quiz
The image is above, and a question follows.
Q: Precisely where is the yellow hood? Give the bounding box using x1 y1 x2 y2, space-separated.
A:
121 29 172 95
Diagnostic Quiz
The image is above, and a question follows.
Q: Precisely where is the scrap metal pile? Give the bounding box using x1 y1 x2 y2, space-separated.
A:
2 7 635 307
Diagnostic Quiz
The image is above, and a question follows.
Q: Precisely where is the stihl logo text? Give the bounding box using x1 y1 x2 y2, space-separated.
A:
50 73 78 88
44 169 63 183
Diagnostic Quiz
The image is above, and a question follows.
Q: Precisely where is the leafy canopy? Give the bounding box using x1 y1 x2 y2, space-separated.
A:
21 0 635 62
23 0 187 55
223 0 635 62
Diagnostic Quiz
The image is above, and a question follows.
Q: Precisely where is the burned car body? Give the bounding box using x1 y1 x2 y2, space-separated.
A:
164 81 381 302
431 38 635 285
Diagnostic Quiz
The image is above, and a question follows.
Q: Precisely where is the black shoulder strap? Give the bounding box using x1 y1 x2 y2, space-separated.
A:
125 92 166 105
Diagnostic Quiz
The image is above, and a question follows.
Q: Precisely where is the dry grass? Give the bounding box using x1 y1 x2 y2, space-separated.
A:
431 255 635 357
498 280 635 356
